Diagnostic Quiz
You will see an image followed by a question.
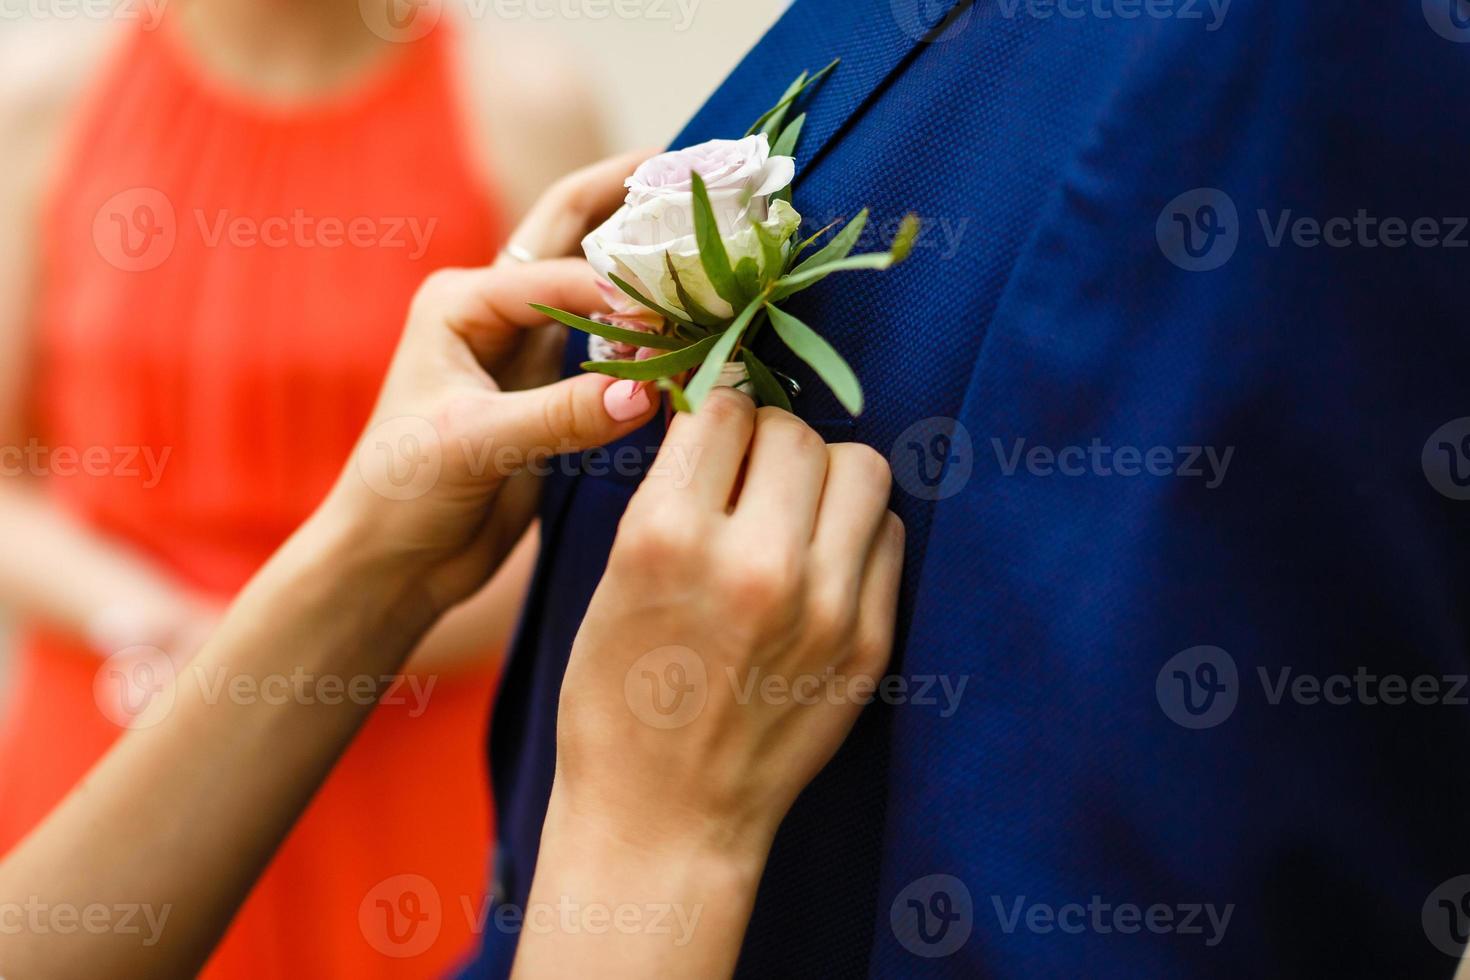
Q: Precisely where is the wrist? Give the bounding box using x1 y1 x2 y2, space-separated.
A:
284 504 440 639
541 780 773 891
521 785 769 976
316 469 493 619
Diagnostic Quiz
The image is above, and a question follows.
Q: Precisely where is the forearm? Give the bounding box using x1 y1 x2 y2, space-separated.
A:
0 507 437 979
0 483 201 643
510 787 768 980
407 525 537 673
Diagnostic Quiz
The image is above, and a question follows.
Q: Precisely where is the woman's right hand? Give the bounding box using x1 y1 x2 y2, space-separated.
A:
517 390 903 977
556 389 904 852
319 153 660 618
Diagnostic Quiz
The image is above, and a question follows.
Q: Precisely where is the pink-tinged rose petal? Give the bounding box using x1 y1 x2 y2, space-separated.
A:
590 134 799 323
595 277 665 331
624 135 794 204
595 278 623 305
752 155 796 198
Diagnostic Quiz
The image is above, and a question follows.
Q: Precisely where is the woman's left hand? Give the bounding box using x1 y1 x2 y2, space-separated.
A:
322 153 660 616
0 151 662 980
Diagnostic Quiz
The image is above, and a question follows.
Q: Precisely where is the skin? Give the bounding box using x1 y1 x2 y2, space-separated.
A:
0 0 608 672
0 155 905 979
522 399 904 978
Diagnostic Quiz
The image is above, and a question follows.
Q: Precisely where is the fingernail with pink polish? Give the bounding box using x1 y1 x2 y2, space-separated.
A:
603 380 652 422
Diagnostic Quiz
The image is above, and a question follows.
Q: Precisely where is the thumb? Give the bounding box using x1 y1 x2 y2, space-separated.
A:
486 374 659 464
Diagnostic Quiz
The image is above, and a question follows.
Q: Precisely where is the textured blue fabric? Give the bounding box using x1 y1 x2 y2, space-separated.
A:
462 1 1470 976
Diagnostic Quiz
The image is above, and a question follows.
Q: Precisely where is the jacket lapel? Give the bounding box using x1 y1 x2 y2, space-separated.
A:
542 0 969 527
671 0 971 181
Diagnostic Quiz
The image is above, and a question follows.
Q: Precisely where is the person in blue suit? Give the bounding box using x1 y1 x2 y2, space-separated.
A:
474 0 1470 975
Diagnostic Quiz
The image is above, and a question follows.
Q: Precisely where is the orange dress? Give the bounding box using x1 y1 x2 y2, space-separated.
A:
0 18 505 979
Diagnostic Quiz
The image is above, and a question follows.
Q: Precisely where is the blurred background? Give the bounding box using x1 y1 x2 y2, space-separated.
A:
495 0 792 146
0 0 786 976
0 0 790 146
0 0 799 706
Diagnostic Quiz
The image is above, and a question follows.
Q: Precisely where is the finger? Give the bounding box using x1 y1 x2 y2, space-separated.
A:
498 149 655 263
639 387 756 511
438 258 605 331
484 373 659 465
730 407 829 550
423 260 604 366
495 314 568 393
810 443 894 597
849 512 905 678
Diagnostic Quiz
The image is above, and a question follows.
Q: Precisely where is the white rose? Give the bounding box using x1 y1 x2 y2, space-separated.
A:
582 135 801 321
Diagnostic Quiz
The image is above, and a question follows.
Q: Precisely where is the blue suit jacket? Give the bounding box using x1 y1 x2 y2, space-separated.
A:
466 1 1470 975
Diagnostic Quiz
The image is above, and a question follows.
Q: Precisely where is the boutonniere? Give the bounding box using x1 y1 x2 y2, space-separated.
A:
533 60 919 416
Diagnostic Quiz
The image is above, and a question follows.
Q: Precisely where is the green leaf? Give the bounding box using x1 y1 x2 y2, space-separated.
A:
580 334 721 381
657 377 693 414
754 70 805 139
607 274 695 330
787 218 842 268
770 112 806 206
664 255 724 329
741 348 791 412
746 59 839 138
734 256 761 299
529 304 687 351
753 220 787 286
765 304 863 415
773 214 921 300
787 209 868 280
771 112 806 160
684 297 763 410
889 213 922 264
689 172 744 308
774 255 893 298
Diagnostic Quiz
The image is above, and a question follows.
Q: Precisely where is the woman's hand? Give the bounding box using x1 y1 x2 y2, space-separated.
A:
321 153 659 616
517 390 904 979
560 389 904 852
0 153 663 980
